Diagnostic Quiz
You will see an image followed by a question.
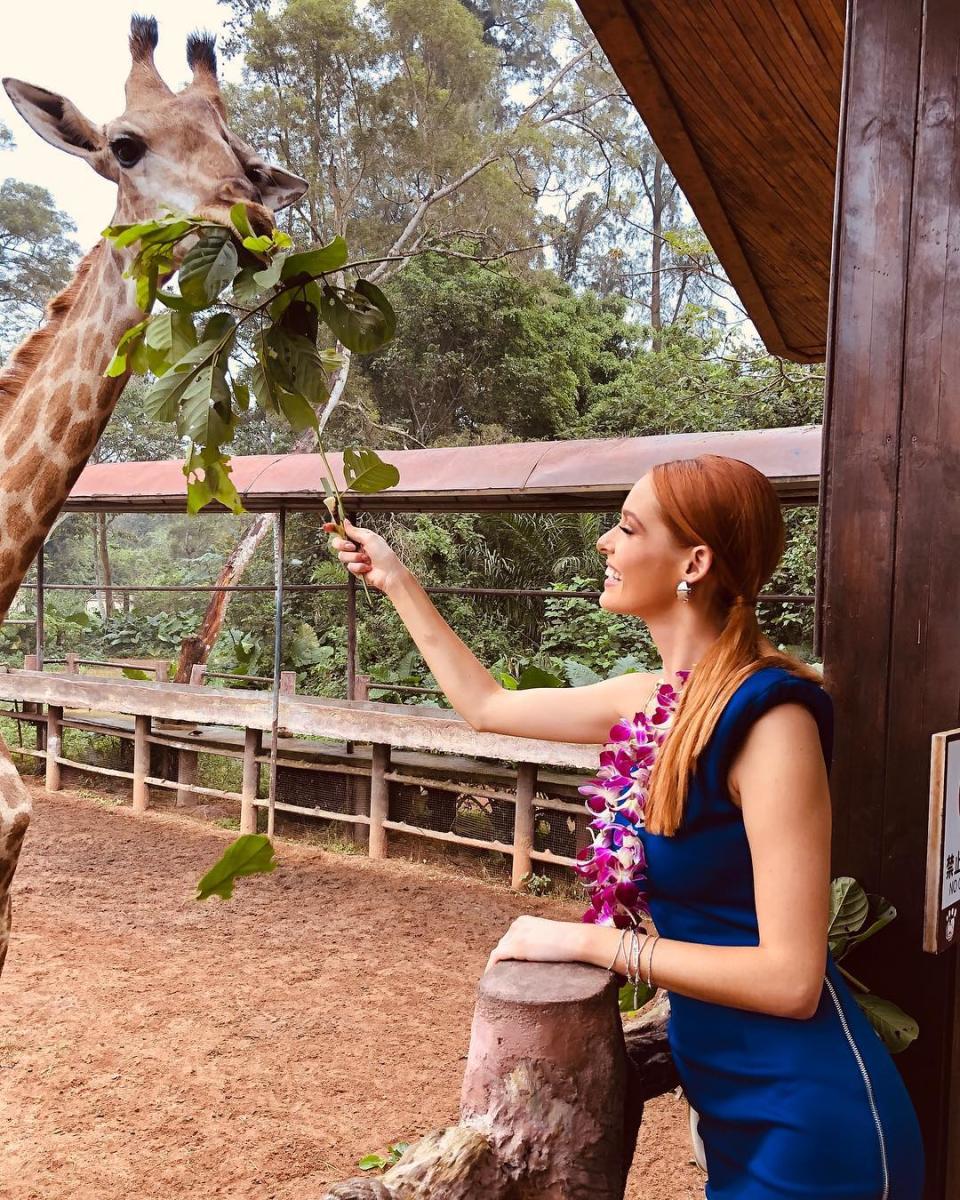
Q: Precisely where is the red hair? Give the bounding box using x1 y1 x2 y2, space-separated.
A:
644 454 821 836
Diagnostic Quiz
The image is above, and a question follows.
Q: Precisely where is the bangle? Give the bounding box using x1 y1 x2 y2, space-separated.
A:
645 933 661 988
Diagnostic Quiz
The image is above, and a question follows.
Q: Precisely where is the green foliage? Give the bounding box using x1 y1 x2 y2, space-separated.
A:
0 170 80 353
358 1142 411 1173
103 213 398 522
195 834 277 901
828 876 918 1054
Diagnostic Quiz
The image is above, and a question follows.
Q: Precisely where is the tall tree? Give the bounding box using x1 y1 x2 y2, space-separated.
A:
0 122 80 355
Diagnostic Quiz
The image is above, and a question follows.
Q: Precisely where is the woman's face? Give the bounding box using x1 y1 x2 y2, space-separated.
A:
595 473 707 618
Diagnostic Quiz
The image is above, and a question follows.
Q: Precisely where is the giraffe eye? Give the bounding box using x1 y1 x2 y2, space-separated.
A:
110 136 146 168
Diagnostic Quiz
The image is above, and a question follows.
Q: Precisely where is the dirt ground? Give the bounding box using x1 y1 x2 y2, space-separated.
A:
0 785 706 1199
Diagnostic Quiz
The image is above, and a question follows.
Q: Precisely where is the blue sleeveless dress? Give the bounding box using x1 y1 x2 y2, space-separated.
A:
631 665 925 1200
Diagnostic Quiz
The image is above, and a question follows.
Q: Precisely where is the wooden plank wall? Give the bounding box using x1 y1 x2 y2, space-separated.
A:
819 1 959 1193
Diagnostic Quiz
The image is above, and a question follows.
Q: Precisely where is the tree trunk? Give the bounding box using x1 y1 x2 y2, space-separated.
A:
94 512 113 621
650 151 664 352
322 962 676 1200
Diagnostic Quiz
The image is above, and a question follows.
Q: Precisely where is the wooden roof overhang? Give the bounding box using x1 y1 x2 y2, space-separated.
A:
64 425 821 515
576 1 845 363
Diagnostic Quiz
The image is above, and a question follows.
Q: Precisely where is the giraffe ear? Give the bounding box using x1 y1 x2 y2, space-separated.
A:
259 163 308 212
2 78 117 181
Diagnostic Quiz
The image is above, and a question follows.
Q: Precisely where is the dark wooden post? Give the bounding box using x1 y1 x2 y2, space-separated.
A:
818 2 960 1193
240 727 261 835
368 742 390 859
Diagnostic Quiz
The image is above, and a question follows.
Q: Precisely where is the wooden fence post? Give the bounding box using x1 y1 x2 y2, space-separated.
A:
188 664 206 687
45 705 62 792
240 727 261 835
132 714 150 813
511 762 537 890
176 747 199 807
368 741 390 859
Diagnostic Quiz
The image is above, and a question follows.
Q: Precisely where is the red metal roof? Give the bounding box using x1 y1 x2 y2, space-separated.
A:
67 426 822 514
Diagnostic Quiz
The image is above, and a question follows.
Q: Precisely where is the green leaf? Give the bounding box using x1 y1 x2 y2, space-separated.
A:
280 236 348 281
250 356 281 416
852 991 919 1055
102 218 166 248
288 622 329 668
242 234 273 254
265 327 328 405
142 338 222 421
103 317 151 378
342 446 400 494
145 310 198 365
355 278 397 340
195 834 277 901
252 253 288 291
828 877 870 938
230 202 254 239
156 289 200 313
618 979 656 1014
358 1155 386 1172
517 664 565 689
278 389 319 433
232 381 251 413
840 895 897 954
201 311 239 348
232 268 267 307
178 233 239 307
564 660 602 687
122 667 152 680
319 281 396 353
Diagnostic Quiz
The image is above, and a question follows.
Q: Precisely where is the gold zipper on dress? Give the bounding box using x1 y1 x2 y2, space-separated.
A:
823 975 890 1200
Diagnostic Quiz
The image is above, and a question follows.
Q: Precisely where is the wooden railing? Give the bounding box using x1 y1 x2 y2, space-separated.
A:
0 667 601 889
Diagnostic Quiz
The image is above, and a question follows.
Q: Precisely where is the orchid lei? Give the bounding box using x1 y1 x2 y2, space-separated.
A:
575 669 691 928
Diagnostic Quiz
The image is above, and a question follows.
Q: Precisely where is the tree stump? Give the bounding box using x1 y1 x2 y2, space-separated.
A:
322 960 676 1200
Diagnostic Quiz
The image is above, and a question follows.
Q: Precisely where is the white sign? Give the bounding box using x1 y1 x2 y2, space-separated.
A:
925 730 960 953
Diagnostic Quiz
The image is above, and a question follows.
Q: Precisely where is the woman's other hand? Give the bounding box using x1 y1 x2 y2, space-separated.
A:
322 516 408 595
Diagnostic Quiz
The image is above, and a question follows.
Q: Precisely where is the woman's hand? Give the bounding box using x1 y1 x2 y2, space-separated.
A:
322 516 409 595
484 915 586 974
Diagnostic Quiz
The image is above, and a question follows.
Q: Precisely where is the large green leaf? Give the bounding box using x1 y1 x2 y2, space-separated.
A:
320 281 396 353
828 877 870 938
280 236 348 281
342 446 399 494
142 338 222 421
177 364 233 443
564 660 602 687
265 327 328 405
178 232 239 307
517 663 566 689
288 622 331 668
144 310 197 367
852 992 919 1055
195 834 277 901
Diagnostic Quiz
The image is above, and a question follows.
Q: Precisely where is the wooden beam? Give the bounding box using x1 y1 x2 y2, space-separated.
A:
820 1 958 1192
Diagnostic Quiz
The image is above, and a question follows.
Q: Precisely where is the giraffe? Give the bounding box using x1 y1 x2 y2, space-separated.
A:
0 14 307 974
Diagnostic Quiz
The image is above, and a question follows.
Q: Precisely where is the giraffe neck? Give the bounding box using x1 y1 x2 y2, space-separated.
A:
0 240 142 620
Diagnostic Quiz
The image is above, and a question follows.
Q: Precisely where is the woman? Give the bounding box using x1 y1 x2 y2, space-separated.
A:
323 453 925 1199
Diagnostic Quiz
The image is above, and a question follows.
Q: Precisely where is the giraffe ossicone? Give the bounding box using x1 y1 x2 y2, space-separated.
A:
0 13 308 974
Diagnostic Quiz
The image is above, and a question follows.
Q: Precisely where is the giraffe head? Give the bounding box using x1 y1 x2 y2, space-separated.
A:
2 14 306 239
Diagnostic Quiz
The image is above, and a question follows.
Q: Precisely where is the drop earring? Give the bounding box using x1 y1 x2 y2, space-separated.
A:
676 580 692 603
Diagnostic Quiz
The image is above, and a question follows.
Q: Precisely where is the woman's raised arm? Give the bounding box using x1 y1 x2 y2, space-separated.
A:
324 517 658 745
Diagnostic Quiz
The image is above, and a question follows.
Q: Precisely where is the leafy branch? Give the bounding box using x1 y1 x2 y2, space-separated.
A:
103 207 402 603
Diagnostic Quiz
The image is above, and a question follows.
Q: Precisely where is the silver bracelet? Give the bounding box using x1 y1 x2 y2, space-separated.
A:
645 933 661 988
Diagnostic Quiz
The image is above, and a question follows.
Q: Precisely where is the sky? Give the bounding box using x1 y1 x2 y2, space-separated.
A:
0 1 245 247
